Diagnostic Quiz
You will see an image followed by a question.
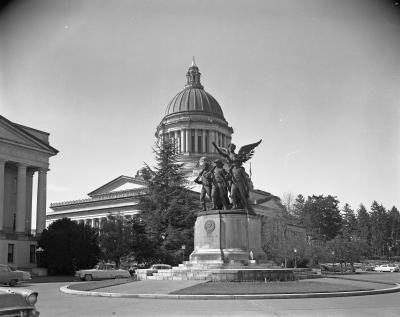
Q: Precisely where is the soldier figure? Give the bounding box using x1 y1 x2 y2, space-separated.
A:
194 157 213 211
211 159 230 210
230 159 252 212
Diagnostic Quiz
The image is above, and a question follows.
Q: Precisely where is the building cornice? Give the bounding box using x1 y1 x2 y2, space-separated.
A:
50 188 148 209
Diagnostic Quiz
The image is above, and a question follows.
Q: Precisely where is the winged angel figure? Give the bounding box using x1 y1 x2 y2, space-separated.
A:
212 140 262 166
212 140 262 212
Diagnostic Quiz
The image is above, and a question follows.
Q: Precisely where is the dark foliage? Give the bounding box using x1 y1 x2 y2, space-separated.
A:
302 195 342 242
38 218 100 275
99 214 154 267
139 139 198 265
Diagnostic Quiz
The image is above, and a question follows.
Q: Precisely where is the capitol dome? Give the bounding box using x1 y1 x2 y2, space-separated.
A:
156 58 233 164
164 60 225 119
165 87 225 119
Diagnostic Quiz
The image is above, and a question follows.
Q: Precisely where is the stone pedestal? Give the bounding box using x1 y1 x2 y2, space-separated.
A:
189 209 266 266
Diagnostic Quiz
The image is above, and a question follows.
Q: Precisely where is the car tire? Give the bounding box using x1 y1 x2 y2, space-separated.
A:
8 279 18 287
84 274 93 281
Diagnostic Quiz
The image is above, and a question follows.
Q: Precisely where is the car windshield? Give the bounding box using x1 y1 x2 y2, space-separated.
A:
0 265 11 272
95 264 116 270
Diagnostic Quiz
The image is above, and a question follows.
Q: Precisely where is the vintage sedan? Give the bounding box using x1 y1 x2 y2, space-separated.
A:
145 264 172 276
0 287 39 316
374 264 399 272
0 264 23 286
75 263 131 281
11 267 32 281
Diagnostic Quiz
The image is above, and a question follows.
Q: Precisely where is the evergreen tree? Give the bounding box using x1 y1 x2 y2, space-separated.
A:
341 203 358 240
303 195 342 242
370 201 388 256
292 194 305 222
388 206 400 256
38 218 100 275
139 139 198 265
356 204 370 241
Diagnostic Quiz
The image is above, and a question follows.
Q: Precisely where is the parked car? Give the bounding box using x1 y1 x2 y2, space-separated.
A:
320 263 342 273
0 264 23 286
10 267 32 281
0 286 39 316
75 263 131 281
374 264 399 272
362 264 376 271
146 264 172 276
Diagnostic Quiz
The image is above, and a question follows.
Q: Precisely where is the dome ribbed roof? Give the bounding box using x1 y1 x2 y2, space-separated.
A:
164 59 225 120
165 87 224 119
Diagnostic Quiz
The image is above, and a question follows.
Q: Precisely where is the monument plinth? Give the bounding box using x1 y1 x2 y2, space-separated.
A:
189 209 266 266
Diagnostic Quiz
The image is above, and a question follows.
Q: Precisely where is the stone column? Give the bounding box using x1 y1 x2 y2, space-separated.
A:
174 131 179 153
209 131 212 153
209 130 213 153
194 129 198 153
180 130 185 153
202 130 206 154
36 168 47 235
16 163 27 233
25 170 34 233
0 160 5 231
185 129 190 153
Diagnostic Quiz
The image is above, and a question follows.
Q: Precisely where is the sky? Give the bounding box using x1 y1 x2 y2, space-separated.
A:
0 0 399 216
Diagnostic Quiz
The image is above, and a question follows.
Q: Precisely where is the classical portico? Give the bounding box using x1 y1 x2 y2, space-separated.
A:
156 59 233 170
0 115 58 268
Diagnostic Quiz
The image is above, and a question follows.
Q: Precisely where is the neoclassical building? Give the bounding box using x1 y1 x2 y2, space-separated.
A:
0 115 58 268
46 61 305 251
47 175 147 228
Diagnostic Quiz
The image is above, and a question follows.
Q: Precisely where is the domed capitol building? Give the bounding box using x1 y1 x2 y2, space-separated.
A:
46 60 305 245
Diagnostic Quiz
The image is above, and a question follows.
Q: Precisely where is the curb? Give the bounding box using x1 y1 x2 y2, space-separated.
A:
59 283 400 300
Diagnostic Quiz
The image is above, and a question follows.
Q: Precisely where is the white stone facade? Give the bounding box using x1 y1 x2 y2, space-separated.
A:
46 176 146 228
0 115 58 268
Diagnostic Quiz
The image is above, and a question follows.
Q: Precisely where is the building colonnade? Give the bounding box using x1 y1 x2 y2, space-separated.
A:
0 160 47 236
163 128 231 154
72 215 134 231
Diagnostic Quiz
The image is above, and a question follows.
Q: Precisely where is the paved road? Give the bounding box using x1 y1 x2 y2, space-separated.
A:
17 273 400 317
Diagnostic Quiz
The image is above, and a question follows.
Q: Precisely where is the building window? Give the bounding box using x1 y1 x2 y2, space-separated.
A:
205 132 209 153
8 244 14 263
30 245 36 263
13 213 16 231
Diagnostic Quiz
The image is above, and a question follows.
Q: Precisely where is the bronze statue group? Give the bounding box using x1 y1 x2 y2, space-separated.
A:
194 140 261 215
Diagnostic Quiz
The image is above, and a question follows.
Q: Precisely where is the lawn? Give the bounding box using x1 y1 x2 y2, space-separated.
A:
170 280 373 295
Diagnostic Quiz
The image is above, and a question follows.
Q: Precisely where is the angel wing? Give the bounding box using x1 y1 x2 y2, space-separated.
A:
212 142 231 161
237 139 262 163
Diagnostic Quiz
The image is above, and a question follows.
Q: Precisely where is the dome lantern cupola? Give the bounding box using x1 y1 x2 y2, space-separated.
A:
185 57 203 89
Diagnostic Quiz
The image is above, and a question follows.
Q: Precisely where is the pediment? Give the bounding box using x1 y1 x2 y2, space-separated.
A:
0 116 57 155
88 175 147 197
